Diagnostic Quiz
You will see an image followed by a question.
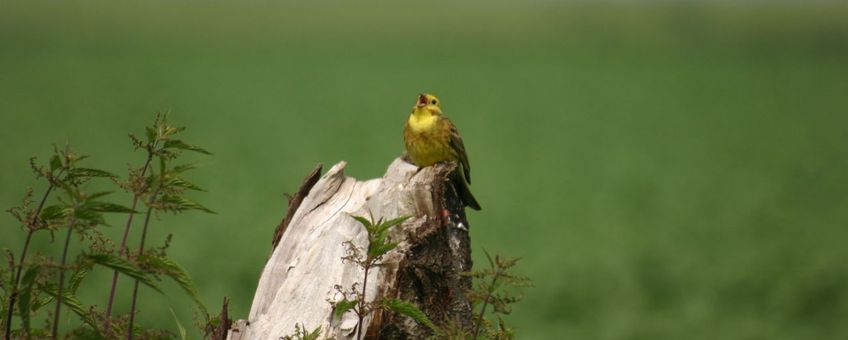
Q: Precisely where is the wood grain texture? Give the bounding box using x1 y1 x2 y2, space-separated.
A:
227 158 472 340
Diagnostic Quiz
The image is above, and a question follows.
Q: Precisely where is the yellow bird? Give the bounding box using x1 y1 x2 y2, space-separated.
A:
403 93 481 210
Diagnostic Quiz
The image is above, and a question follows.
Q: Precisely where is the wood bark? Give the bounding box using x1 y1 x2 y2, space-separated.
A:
227 158 473 340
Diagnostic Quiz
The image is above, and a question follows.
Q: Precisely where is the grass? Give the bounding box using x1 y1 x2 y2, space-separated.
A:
1 1 847 338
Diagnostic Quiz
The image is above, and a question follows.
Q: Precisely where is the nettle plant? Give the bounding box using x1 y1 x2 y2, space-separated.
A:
1 113 214 339
328 215 531 340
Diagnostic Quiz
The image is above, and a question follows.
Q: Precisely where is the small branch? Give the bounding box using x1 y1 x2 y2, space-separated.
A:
52 210 78 338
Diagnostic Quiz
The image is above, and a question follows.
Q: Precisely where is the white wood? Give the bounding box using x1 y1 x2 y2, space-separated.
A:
228 158 447 340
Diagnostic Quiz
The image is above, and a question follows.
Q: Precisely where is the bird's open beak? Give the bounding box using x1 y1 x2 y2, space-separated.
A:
417 94 427 107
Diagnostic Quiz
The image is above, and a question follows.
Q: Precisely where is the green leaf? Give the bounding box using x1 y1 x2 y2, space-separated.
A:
145 126 157 143
163 140 211 155
350 215 373 228
38 282 97 328
381 298 440 334
50 154 63 172
74 208 107 226
157 195 215 214
333 298 358 318
86 191 113 201
18 266 40 335
172 163 200 174
69 167 117 179
40 204 71 222
166 177 205 191
68 267 88 294
169 307 187 340
304 326 322 340
84 201 139 214
380 216 411 229
85 253 162 294
144 255 208 316
368 242 398 259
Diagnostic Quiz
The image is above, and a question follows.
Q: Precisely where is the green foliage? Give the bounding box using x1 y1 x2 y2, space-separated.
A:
465 251 532 340
2 115 213 339
142 254 208 316
333 298 358 318
38 281 97 328
280 323 322 340
348 214 410 266
17 266 39 335
86 254 163 294
169 307 187 340
381 298 440 335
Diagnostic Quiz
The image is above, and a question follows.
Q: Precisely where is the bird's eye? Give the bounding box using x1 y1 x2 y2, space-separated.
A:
431 100 437 105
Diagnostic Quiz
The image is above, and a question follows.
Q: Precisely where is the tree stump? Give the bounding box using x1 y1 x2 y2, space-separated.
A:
227 158 473 339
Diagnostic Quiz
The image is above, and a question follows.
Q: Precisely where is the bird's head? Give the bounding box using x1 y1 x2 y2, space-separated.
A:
412 93 442 116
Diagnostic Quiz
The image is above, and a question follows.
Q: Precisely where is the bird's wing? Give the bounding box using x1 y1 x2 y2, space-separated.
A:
446 118 472 184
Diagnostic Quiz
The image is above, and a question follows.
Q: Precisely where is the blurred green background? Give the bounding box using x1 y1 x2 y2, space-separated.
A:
2 1 847 339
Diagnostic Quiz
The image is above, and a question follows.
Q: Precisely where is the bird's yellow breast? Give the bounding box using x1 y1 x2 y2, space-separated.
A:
403 113 455 167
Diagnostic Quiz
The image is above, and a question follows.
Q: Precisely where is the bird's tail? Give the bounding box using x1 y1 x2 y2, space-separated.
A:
450 170 481 211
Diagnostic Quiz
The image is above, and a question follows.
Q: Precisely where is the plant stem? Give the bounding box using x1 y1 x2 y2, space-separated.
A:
104 153 153 329
471 268 504 340
357 264 370 340
4 181 56 340
52 211 77 339
126 190 159 340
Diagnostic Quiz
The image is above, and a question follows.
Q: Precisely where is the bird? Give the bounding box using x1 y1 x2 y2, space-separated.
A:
403 93 481 210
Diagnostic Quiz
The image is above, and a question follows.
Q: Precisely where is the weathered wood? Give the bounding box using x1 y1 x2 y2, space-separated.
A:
271 164 323 250
227 158 472 340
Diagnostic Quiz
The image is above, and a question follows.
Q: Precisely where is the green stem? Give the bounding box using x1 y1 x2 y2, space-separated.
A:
52 210 77 338
356 264 370 340
5 179 57 340
471 268 504 340
103 153 153 330
126 187 159 340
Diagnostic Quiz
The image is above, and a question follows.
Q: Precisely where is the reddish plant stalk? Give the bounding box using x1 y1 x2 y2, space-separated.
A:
103 153 153 329
4 180 57 340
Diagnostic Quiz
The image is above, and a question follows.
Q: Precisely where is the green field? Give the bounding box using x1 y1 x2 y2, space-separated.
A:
2 1 847 339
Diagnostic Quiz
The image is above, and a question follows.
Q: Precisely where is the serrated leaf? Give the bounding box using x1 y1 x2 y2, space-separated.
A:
350 215 372 228
333 298 358 318
68 267 88 294
157 195 215 214
85 254 162 294
40 204 71 222
70 167 116 179
368 242 398 259
163 140 211 155
74 208 106 226
172 163 200 174
38 282 97 328
18 266 40 335
380 216 411 229
84 201 138 214
86 191 113 201
50 154 63 172
166 177 205 191
381 298 440 334
144 255 207 315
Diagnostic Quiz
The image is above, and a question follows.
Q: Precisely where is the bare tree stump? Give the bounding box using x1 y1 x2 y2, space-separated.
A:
227 158 473 340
